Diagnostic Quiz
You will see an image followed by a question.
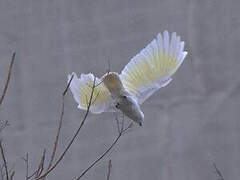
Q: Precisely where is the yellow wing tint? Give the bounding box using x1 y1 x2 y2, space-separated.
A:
68 72 114 113
120 31 187 104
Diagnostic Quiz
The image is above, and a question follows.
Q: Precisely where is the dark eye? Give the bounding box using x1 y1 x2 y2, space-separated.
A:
115 103 120 109
122 95 127 99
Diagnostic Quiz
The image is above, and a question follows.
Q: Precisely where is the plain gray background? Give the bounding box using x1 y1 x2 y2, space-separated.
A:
0 0 240 179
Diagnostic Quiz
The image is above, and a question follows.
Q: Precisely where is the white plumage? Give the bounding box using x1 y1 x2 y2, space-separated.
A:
68 31 187 126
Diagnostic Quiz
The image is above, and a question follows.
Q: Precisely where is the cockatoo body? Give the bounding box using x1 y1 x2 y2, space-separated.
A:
102 72 144 125
68 31 187 126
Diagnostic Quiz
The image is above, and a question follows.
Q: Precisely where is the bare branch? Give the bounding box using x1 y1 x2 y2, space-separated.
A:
91 91 100 105
0 120 9 134
0 141 9 180
0 52 16 107
35 149 46 178
212 162 224 180
22 154 38 180
114 112 120 134
75 113 131 180
120 113 124 132
45 74 74 173
76 133 122 180
92 60 111 88
36 77 96 180
106 160 112 180
9 171 14 180
0 164 5 180
122 122 133 135
21 153 29 180
27 170 37 180
0 53 15 180
107 59 111 74
63 74 74 96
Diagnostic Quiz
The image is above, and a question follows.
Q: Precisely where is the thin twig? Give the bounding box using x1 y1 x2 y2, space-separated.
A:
35 149 46 178
91 91 100 105
114 112 120 134
0 52 16 107
36 77 96 180
27 170 37 179
106 160 112 180
0 141 9 180
7 164 15 179
212 162 224 180
91 60 111 88
120 113 124 132
46 74 74 173
63 74 74 97
107 59 111 74
22 153 29 180
23 154 38 179
75 114 131 180
0 53 15 180
0 120 9 134
0 164 4 180
9 171 14 180
122 123 133 135
76 133 122 180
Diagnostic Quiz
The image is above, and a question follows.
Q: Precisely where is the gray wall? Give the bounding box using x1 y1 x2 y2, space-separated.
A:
0 0 240 179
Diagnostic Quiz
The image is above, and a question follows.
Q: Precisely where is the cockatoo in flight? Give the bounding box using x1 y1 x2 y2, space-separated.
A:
68 31 187 126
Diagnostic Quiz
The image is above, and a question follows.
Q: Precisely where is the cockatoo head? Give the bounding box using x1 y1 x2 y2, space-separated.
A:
102 72 144 126
102 72 123 95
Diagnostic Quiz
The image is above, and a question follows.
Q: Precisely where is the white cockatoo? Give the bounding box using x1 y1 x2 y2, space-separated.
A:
68 31 187 126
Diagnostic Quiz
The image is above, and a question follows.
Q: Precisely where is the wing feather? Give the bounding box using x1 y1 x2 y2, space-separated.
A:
68 72 114 113
120 31 187 104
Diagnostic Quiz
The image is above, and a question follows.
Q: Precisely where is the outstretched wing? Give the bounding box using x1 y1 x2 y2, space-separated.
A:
68 72 114 113
120 31 187 104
